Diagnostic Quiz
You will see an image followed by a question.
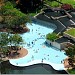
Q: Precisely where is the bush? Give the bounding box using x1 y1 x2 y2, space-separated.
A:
1 2 30 28
1 1 14 14
46 33 58 41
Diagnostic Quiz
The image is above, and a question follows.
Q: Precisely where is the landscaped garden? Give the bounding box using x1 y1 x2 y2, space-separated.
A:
0 0 75 74
46 32 59 41
0 1 30 33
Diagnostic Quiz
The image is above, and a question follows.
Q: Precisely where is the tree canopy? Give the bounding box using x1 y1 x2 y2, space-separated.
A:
0 32 23 56
0 1 30 29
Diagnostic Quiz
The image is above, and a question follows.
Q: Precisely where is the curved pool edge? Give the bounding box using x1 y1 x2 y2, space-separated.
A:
9 59 66 71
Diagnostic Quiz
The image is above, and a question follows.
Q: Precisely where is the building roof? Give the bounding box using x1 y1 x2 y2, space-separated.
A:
55 36 75 44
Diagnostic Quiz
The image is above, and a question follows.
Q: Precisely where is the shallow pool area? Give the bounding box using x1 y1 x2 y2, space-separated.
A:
9 20 67 70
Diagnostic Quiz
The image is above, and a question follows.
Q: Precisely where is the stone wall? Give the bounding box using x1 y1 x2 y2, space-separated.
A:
46 39 60 49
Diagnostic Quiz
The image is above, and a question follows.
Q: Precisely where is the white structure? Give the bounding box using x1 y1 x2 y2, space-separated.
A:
46 39 61 49
46 39 73 50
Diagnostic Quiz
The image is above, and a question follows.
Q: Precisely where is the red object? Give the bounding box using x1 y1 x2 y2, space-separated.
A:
61 4 73 10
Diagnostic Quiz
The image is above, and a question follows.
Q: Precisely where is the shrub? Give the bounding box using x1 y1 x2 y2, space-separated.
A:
1 1 14 14
46 33 58 41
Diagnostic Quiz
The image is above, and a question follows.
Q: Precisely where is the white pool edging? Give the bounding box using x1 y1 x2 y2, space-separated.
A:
9 59 65 71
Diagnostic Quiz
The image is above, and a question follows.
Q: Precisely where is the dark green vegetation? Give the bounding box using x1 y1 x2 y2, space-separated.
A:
65 45 75 69
0 1 30 33
68 69 75 74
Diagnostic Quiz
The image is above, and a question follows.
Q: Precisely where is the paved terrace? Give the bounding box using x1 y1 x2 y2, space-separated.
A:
70 12 75 25
58 17 72 27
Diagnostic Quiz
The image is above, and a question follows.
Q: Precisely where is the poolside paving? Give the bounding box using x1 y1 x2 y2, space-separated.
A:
36 10 75 35
58 17 72 27
36 13 65 34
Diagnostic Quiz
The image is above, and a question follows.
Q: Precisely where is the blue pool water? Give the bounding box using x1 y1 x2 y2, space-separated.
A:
9 21 67 70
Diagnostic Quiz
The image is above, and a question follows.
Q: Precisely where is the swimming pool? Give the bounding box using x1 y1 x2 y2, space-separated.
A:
9 20 67 70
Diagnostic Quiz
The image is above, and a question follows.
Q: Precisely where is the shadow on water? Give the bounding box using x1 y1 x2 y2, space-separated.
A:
44 41 61 51
43 41 51 48
1 60 68 74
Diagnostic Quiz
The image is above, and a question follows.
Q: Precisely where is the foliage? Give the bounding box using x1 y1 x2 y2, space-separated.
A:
0 33 9 47
46 33 58 41
44 0 75 7
65 45 75 59
68 69 75 74
1 1 30 29
1 1 14 14
9 34 23 46
65 45 75 68
0 33 23 56
3 8 25 17
0 32 9 55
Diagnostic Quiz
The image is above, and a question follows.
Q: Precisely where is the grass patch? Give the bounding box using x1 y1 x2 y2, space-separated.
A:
45 0 75 7
68 69 75 74
65 28 75 37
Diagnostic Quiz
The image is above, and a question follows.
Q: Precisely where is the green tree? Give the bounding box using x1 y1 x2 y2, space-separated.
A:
1 1 14 14
9 34 23 47
0 32 9 56
0 32 9 47
65 46 75 59
0 33 23 57
1 1 30 30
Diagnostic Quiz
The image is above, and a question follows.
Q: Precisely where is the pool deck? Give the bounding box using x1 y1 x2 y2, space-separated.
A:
35 12 66 34
35 11 75 34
